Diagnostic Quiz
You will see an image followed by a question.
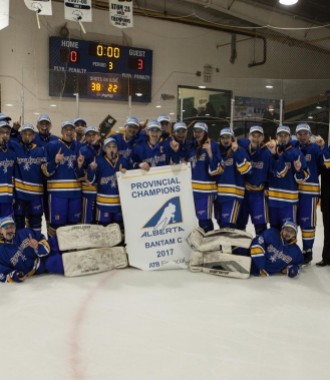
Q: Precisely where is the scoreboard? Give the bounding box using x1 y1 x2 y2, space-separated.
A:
49 37 153 103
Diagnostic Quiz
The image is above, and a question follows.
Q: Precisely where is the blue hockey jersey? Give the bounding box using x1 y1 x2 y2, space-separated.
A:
0 147 16 204
87 155 130 210
0 228 50 283
10 141 46 200
186 139 223 198
131 140 178 169
42 139 83 198
293 141 326 197
216 144 252 202
268 143 309 206
33 133 59 148
238 138 273 190
79 142 103 197
111 132 138 161
250 227 303 277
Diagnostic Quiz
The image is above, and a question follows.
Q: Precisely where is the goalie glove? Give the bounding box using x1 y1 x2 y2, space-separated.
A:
7 271 26 283
286 265 300 278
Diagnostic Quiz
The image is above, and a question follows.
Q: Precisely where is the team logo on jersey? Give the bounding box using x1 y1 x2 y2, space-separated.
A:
143 197 182 230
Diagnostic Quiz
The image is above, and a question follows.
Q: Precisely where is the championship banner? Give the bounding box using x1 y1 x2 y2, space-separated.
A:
117 164 197 271
109 0 133 28
64 0 92 22
24 0 53 15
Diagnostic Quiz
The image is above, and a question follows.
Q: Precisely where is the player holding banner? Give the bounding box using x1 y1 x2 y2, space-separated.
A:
87 137 130 227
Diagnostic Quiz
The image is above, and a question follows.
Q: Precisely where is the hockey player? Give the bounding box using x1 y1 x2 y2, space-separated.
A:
42 121 84 236
131 120 179 170
111 117 141 161
294 123 328 264
0 216 64 283
78 126 103 224
33 114 59 226
215 128 252 229
0 216 127 283
34 114 58 148
0 121 16 218
187 122 223 232
10 124 46 231
250 221 303 278
237 125 273 234
157 114 172 140
74 117 87 142
163 121 192 163
87 137 130 226
266 125 309 230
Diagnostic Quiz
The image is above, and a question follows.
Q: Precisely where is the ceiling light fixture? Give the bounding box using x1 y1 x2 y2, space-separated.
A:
279 0 299 5
265 85 273 89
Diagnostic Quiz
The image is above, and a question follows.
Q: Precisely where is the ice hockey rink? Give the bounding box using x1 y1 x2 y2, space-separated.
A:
1 207 330 380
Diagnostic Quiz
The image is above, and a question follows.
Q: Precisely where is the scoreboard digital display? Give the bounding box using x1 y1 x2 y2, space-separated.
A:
49 37 153 103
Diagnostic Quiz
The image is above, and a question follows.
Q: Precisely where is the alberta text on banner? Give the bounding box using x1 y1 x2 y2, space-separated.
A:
117 163 197 270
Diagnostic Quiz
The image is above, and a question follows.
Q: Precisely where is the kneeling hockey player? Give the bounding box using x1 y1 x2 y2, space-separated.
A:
249 221 303 278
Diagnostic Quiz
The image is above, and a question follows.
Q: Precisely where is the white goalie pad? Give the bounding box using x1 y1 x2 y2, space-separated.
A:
62 247 128 277
187 227 253 253
189 250 251 279
56 224 122 252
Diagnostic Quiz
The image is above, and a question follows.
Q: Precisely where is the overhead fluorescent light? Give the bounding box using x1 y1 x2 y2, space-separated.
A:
279 0 299 5
265 85 273 89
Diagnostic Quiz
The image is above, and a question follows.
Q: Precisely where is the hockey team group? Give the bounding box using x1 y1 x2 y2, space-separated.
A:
0 111 329 282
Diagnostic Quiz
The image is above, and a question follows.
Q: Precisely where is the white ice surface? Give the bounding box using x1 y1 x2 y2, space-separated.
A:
1 208 330 380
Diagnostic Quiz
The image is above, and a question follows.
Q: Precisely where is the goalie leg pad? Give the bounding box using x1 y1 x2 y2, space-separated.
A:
187 227 253 252
62 247 128 277
56 223 122 251
189 251 251 279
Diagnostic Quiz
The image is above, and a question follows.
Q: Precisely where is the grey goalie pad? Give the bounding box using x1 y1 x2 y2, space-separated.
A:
189 250 251 279
56 224 122 252
187 227 253 253
62 247 128 277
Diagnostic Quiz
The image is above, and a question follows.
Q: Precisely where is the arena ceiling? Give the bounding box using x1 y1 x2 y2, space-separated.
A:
80 0 330 51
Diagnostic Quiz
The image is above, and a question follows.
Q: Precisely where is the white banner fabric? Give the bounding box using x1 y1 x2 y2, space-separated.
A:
0 0 9 30
117 164 197 271
64 0 92 22
24 0 52 15
109 0 133 28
